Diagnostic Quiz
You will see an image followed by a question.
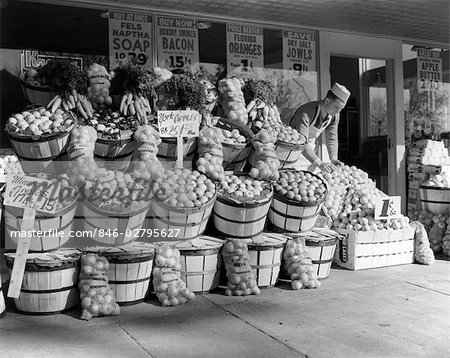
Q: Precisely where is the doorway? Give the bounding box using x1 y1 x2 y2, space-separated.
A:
331 56 389 193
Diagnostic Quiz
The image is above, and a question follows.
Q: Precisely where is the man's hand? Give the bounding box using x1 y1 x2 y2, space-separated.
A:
318 162 337 173
331 159 344 168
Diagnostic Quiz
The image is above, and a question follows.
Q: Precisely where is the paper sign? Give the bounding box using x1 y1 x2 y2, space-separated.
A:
157 110 201 138
109 11 153 70
374 196 402 220
282 29 317 72
417 48 442 93
4 174 60 214
226 22 264 72
156 16 199 71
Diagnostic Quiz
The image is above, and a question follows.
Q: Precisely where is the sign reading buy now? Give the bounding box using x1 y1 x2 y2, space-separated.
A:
4 174 60 214
157 110 201 138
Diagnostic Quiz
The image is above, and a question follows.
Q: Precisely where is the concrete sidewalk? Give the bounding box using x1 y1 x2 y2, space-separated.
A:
1 259 449 358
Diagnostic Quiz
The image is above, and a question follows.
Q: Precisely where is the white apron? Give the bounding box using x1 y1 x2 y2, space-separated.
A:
291 106 329 172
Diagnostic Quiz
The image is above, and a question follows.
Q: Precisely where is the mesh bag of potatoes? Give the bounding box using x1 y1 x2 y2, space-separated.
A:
410 221 435 265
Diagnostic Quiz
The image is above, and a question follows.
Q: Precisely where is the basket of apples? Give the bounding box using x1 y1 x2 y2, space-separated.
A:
268 169 327 232
20 68 58 106
215 117 254 171
419 171 450 215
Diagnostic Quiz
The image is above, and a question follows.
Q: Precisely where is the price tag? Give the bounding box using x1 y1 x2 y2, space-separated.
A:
374 196 402 220
4 174 60 214
157 110 201 138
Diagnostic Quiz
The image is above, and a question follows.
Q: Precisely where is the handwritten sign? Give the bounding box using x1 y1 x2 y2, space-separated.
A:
226 22 264 72
417 48 442 93
109 11 153 70
374 196 402 220
156 16 199 71
282 29 317 72
4 174 60 214
157 110 201 138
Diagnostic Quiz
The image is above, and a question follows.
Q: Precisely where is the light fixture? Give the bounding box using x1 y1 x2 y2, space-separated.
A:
100 11 109 19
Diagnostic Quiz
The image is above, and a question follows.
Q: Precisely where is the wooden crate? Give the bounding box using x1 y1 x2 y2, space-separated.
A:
333 227 415 270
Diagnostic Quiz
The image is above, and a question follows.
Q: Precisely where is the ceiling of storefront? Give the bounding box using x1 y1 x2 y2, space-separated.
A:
20 0 450 47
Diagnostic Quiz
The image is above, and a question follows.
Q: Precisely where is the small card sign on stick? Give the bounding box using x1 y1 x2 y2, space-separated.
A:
157 110 201 168
4 174 60 298
374 196 402 220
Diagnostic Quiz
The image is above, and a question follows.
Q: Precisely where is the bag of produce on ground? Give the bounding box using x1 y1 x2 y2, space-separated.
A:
152 244 195 306
428 214 448 253
78 253 120 320
442 217 450 256
248 129 280 181
86 63 112 109
132 124 165 181
410 221 435 265
218 78 248 125
196 126 226 181
221 239 261 296
283 237 321 289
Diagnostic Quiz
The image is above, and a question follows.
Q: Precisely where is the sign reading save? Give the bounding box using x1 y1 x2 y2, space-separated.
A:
374 196 402 220
157 110 201 138
4 174 60 214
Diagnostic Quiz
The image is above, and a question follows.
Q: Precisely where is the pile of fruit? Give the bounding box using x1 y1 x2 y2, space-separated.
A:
78 253 120 320
21 68 49 88
84 169 153 213
152 244 195 306
218 78 248 125
408 139 450 166
154 168 216 209
221 128 247 145
83 108 139 140
274 170 327 205
221 239 260 296
196 126 226 182
0 154 22 177
30 173 78 211
283 237 321 289
249 129 280 181
218 174 272 202
442 217 450 256
6 108 75 136
132 125 165 181
408 209 434 232
422 169 450 188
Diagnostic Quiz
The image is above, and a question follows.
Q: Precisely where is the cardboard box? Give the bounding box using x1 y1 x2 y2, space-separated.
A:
407 188 419 200
408 163 443 175
408 173 430 181
333 227 415 270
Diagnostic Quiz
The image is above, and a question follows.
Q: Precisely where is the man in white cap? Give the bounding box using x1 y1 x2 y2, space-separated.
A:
289 82 351 173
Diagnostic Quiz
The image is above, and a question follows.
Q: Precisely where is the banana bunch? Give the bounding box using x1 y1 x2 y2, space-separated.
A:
247 99 282 128
47 89 94 119
119 92 152 123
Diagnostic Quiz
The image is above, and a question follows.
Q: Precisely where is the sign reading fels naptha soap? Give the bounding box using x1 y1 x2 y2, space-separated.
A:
226 22 264 72
109 11 153 70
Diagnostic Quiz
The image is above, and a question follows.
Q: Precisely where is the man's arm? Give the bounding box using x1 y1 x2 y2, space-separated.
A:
325 114 340 161
290 109 320 166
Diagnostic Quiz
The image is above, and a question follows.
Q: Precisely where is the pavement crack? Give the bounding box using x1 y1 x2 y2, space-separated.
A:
203 296 308 357
405 281 450 296
115 321 154 357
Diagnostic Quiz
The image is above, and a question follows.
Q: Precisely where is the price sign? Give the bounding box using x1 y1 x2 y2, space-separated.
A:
156 16 199 71
282 29 317 72
109 11 153 70
417 48 442 93
4 174 60 214
226 22 264 73
374 196 402 220
157 110 201 138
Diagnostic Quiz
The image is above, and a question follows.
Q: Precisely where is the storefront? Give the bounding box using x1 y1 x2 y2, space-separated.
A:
0 0 449 319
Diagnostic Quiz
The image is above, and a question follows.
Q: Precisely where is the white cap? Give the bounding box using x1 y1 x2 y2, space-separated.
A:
331 83 351 102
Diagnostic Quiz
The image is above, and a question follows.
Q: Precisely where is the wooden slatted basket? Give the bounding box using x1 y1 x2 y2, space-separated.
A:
215 117 254 171
213 178 273 238
173 236 223 293
94 130 136 171
81 200 150 246
4 249 81 314
5 191 79 252
148 192 217 241
268 171 326 232
157 137 197 170
20 79 57 107
245 233 288 287
274 140 305 169
419 186 450 214
87 242 155 305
